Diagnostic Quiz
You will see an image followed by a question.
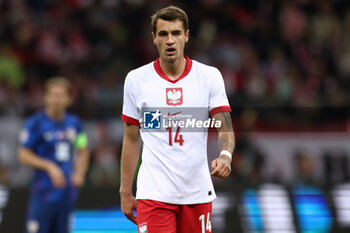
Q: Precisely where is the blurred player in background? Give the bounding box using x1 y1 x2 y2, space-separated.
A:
18 77 89 233
120 6 234 233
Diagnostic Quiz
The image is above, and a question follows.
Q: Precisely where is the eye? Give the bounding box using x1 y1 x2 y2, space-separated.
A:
172 31 181 36
158 31 167 37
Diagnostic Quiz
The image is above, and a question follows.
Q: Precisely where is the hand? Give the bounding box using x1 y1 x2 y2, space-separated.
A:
47 162 66 188
211 154 231 178
71 172 85 188
120 192 137 224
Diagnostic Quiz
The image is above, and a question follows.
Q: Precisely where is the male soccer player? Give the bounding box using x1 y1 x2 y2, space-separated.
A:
18 77 89 233
120 6 234 233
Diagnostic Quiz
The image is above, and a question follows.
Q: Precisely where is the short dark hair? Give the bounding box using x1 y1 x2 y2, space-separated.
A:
44 76 72 96
151 6 189 34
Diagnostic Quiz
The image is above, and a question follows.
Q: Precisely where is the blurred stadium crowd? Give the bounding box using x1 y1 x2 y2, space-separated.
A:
0 0 349 188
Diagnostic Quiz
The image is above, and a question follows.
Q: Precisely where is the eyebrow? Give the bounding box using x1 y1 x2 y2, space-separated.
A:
158 29 183 34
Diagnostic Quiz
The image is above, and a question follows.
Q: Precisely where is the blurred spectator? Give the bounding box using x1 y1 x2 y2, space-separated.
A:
323 150 350 186
0 166 8 184
0 42 25 89
294 150 317 185
0 42 25 115
279 1 306 44
338 9 350 79
230 108 264 187
89 123 120 186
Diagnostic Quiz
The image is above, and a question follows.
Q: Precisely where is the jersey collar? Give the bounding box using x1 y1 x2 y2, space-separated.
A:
153 56 192 84
43 110 66 123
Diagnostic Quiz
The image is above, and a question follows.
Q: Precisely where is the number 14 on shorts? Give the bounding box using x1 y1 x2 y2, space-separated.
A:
199 213 212 232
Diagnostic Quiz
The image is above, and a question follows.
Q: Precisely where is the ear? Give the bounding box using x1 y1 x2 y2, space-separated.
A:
152 32 157 45
185 29 189 43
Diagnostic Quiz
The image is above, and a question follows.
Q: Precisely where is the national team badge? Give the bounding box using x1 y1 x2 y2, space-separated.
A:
19 129 29 144
143 110 161 129
139 222 148 233
166 88 183 106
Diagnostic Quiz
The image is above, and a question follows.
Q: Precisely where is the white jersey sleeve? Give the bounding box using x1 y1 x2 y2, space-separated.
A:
208 67 231 116
121 73 140 125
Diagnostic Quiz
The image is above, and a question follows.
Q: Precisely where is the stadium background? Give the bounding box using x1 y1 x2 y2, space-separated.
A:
0 0 350 232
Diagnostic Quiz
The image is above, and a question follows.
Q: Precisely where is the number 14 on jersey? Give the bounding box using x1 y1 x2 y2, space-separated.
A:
166 126 184 146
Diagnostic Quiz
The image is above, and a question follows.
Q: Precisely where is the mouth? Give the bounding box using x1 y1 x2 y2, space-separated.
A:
166 48 176 56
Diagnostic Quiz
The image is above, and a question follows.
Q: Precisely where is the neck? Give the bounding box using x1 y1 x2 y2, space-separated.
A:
45 108 65 121
159 56 186 80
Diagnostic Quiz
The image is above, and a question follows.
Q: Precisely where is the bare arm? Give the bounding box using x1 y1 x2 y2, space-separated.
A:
18 147 66 187
119 122 141 224
72 147 90 188
211 111 235 178
18 147 53 171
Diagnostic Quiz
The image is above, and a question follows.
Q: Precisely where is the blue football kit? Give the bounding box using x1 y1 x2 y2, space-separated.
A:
20 111 87 233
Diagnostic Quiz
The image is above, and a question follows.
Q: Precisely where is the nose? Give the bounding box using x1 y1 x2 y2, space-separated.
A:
166 34 175 45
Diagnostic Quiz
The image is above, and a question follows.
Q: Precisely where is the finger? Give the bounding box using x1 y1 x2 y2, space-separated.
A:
220 166 231 177
211 163 222 176
53 173 63 186
211 162 224 176
58 177 66 187
221 167 231 178
211 159 218 170
210 168 218 176
219 160 230 171
52 174 65 187
58 181 65 188
61 177 67 187
214 162 229 177
54 181 64 188
217 161 226 171
126 213 137 224
131 215 137 224
53 177 61 187
216 169 226 178
222 170 231 178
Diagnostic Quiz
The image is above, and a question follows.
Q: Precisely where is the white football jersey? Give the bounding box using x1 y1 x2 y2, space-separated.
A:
122 57 231 204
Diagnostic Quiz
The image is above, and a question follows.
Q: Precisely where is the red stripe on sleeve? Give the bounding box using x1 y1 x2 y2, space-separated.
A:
209 106 232 117
121 114 139 126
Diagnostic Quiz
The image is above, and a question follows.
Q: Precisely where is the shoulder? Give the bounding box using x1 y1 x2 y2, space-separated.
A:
24 111 44 128
191 59 222 79
65 113 81 124
125 61 154 83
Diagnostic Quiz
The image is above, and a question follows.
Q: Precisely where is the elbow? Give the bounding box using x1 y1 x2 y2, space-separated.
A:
123 133 140 145
124 136 140 147
81 146 89 153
